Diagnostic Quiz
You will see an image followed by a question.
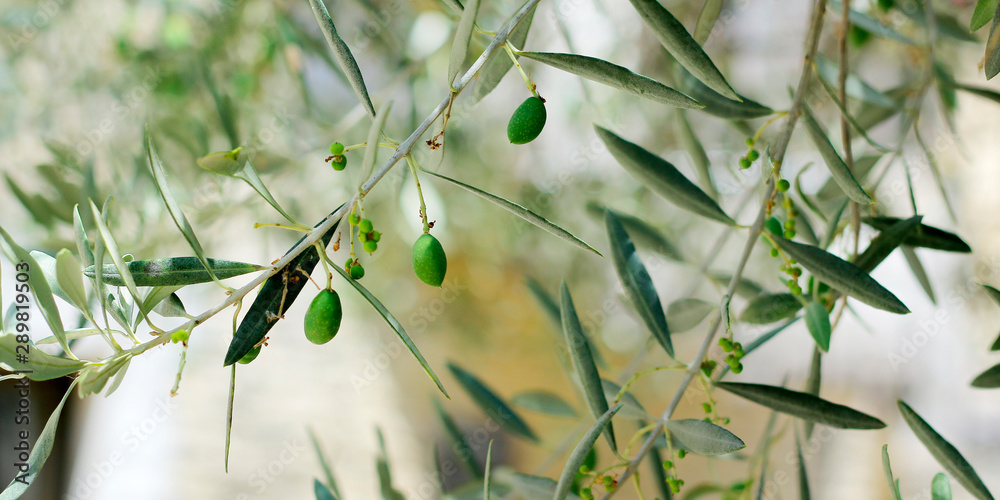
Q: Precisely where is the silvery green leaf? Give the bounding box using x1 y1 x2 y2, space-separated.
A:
519 52 700 108
472 0 536 103
55 249 88 315
28 250 71 305
361 101 394 181
84 258 266 286
77 355 131 397
883 445 904 500
739 293 802 324
561 283 615 450
716 382 886 429
804 301 831 352
0 334 86 381
897 401 995 500
627 0 738 99
666 298 715 333
152 293 192 319
971 363 1000 388
828 0 916 45
606 211 672 357
447 0 480 84
447 362 537 442
771 236 909 314
666 419 745 455
553 404 623 500
801 106 872 205
933 473 953 500
680 69 774 119
595 126 735 225
233 159 298 224
484 440 493 500
420 168 601 256
511 390 578 418
676 111 717 200
602 379 647 419
986 1 1000 79
308 0 376 117
0 226 68 353
694 0 724 44
73 206 95 268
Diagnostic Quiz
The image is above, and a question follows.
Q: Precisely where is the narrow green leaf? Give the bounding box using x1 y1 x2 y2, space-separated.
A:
897 400 995 500
420 167 601 256
716 382 886 429
55 249 88 314
883 444 904 500
602 379 647 419
233 159 298 224
225 210 343 365
501 472 582 500
433 399 481 475
817 155 882 201
0 226 69 354
828 0 917 45
815 56 897 108
679 69 774 119
484 440 494 500
307 427 342 499
804 301 831 352
520 52 701 108
35 328 126 345
971 363 1000 388
853 216 923 273
0 334 86 381
553 404 623 500
447 362 536 441
796 432 812 500
973 0 999 31
376 430 406 500
986 2 1000 80
29 250 72 306
595 126 735 225
709 272 765 299
525 277 606 368
740 293 803 324
693 0 724 44
952 82 1000 104
472 1 536 103
666 419 745 455
586 204 683 261
771 236 909 314
862 217 971 253
447 0 480 84
901 246 936 304
932 473 953 500
627 0 738 99
0 379 77 500
606 211 673 356
103 357 130 397
801 106 872 205
84 258 265 286
73 205 94 268
308 0 377 118
77 355 131 397
666 298 715 333
315 479 338 500
151 293 193 319
196 147 247 177
676 111 717 200
511 390 578 418
361 101 394 181
560 283 616 450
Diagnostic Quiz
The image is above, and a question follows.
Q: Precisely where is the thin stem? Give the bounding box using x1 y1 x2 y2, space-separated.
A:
406 156 431 233
504 42 537 97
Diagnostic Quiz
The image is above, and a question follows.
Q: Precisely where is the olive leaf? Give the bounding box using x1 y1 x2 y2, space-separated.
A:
0 226 69 353
716 382 886 429
933 473 953 500
361 101 394 182
853 216 923 273
676 111 717 200
484 440 494 500
84 258 265 286
883 444 904 500
73 206 95 268
801 106 872 205
561 283 616 450
77 355 131 397
314 479 338 500
447 0 480 85
0 334 86 381
693 0 724 44
308 0 376 117
897 400 996 500
519 51 701 108
595 126 736 225
586 203 683 261
771 236 909 314
419 167 601 256
511 390 578 418
815 56 897 108
804 301 831 352
627 0 738 100
861 217 971 253
901 247 936 304
606 211 673 357
679 69 774 119
739 293 802 324
666 419 745 455
971 363 1000 388
796 432 812 500
55 249 89 315
525 277 605 368
602 379 647 419
553 404 623 500
472 0 536 103
447 362 537 442
432 399 480 476
987 2 1000 80
666 298 716 333
0 379 77 500
828 0 916 45
973 0 999 31
307 427 342 500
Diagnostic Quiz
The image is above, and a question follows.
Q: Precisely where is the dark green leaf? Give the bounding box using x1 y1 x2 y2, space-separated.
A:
433 399 481 475
448 362 537 442
853 216 923 273
971 363 1000 388
862 217 971 253
666 419 745 455
315 479 338 500
933 473 953 500
85 258 265 286
801 106 872 205
986 2 1000 79
0 379 76 499
511 390 578 418
308 0 376 117
553 404 623 500
897 400 995 500
606 211 673 357
739 293 802 324
771 236 909 314
796 432 811 500
716 382 886 429
420 168 601 256
973 0 999 31
627 0 738 99
595 126 735 225
804 301 831 352
815 56 897 108
952 82 1000 104
680 69 774 119
520 52 701 108
586 203 683 261
561 283 616 450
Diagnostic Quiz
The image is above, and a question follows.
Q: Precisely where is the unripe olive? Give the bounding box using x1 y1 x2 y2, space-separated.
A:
777 179 790 192
358 218 373 233
507 96 546 145
304 289 342 345
412 233 447 287
348 214 360 225
170 329 189 343
363 240 377 253
331 155 347 171
238 345 261 364
350 263 365 280
371 230 381 242
330 142 345 155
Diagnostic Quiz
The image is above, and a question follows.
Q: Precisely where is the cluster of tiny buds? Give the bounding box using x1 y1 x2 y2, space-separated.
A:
738 138 760 169
718 337 744 373
578 469 617 498
662 456 685 494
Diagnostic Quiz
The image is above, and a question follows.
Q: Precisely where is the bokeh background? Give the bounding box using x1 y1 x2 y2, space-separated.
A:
1 0 999 498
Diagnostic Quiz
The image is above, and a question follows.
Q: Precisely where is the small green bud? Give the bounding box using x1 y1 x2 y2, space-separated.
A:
171 329 189 343
719 337 733 352
371 230 381 242
330 155 347 171
348 214 360 225
784 229 796 239
777 179 790 192
739 157 752 169
363 240 378 253
748 149 760 161
745 138 755 147
350 264 365 280
359 219 374 233
702 402 712 413
770 248 780 257
329 142 345 155
677 449 686 459
662 460 673 470
731 362 744 374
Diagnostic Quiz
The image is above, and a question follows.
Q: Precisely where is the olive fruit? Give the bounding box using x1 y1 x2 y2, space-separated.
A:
348 214 360 225
331 155 347 171
507 96 546 145
412 233 447 287
363 240 377 253
238 345 261 364
329 142 345 155
358 218 373 233
304 289 343 344
350 263 365 280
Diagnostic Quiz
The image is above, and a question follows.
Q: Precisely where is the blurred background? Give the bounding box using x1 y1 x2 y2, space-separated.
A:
1 0 999 498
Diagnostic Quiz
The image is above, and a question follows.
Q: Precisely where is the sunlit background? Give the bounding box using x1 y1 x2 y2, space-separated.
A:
1 0 999 498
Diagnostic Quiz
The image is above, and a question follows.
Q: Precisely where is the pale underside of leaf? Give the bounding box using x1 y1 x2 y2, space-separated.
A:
308 0 377 117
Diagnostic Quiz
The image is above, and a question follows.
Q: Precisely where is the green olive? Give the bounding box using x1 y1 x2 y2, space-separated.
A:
363 240 377 253
507 96 546 145
331 155 347 171
412 233 447 287
304 289 343 345
358 218 374 233
350 263 365 280
330 142 345 155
